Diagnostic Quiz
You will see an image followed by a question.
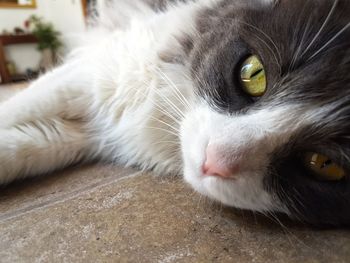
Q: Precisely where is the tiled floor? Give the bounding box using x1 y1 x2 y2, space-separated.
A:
1 83 350 262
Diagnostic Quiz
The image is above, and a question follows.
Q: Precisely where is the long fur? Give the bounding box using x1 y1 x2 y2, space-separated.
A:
1 0 350 226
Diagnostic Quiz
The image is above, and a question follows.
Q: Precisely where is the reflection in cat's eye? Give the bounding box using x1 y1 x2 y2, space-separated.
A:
240 55 267 97
304 152 346 181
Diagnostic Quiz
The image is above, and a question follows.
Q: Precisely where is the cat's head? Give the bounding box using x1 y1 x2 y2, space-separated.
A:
180 0 350 226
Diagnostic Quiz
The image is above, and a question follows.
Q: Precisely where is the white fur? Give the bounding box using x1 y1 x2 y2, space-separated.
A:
0 0 297 214
180 98 331 213
0 0 208 182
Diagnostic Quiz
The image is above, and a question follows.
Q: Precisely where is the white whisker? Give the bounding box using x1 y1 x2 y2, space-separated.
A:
308 22 350 61
144 126 179 137
290 12 313 70
301 0 339 58
153 66 192 110
148 116 180 133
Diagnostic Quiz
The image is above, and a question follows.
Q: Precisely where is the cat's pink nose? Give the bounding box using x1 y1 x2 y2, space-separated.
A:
202 145 239 179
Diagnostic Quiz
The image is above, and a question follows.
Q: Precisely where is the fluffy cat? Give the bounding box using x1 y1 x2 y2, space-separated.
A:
1 0 349 226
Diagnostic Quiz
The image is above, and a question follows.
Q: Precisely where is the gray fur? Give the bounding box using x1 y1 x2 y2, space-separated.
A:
185 0 350 226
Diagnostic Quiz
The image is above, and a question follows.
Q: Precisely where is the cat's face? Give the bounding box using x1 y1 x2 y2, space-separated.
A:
180 0 350 226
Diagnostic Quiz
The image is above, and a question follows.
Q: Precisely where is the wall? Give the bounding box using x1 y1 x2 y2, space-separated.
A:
0 0 86 74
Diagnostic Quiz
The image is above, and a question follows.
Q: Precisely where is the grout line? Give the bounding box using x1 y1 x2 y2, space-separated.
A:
0 171 144 223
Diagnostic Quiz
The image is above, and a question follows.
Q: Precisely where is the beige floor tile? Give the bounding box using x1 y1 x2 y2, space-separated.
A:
1 166 349 263
1 82 349 262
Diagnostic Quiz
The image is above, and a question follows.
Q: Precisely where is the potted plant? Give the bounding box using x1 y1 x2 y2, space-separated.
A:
25 15 62 71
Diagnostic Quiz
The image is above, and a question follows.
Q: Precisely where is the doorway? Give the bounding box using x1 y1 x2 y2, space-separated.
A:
81 0 97 19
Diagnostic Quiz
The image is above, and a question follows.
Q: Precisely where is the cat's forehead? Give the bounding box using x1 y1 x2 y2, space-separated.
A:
191 0 350 105
241 0 350 78
188 0 350 144
245 0 350 124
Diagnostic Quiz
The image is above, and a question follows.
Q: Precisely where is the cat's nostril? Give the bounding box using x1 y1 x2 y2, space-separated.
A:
202 161 233 178
202 144 239 179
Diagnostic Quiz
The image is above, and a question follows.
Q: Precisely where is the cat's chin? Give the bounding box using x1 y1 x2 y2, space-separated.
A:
180 105 287 214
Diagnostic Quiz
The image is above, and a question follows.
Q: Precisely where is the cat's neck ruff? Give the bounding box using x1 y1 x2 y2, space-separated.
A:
81 1 206 175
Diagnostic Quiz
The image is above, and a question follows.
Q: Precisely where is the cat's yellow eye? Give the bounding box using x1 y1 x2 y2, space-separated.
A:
240 55 267 97
304 152 346 181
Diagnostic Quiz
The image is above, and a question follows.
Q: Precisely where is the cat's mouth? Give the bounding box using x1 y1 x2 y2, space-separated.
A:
180 105 281 213
185 163 278 212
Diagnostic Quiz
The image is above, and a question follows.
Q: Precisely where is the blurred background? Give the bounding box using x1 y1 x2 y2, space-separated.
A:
0 0 97 84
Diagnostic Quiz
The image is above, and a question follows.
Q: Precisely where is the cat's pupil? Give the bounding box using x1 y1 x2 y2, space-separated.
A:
321 159 333 169
250 69 263 78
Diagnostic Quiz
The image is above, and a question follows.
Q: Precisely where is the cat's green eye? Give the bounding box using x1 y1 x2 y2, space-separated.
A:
304 152 346 181
240 55 267 97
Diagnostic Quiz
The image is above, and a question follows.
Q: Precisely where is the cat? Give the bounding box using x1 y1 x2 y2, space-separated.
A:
0 0 349 227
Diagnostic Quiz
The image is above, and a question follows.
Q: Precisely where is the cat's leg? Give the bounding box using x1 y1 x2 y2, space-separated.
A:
0 118 91 184
0 61 95 184
0 61 92 129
